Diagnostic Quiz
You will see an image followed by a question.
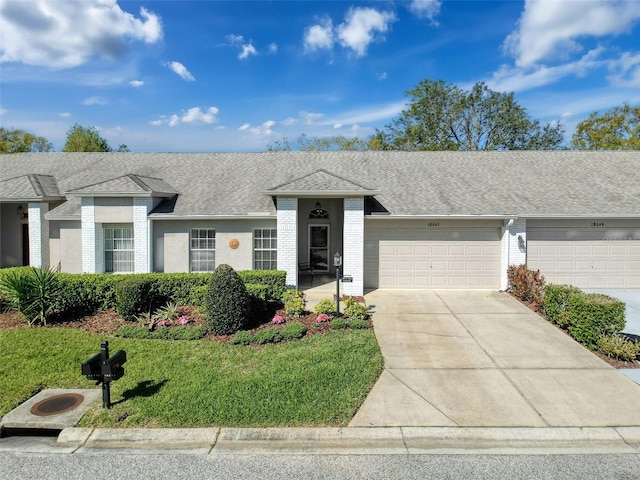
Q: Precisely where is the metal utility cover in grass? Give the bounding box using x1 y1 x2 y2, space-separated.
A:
0 389 102 431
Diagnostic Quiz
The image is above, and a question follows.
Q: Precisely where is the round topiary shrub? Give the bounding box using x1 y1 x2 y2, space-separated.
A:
205 264 251 335
115 277 153 321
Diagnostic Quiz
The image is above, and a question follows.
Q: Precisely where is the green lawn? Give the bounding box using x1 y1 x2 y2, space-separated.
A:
0 327 383 427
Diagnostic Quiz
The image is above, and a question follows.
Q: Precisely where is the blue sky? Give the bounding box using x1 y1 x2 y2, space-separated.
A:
1 0 639 152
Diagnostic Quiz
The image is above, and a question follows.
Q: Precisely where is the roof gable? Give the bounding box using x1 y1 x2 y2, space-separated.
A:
265 169 378 196
0 174 62 201
65 174 177 197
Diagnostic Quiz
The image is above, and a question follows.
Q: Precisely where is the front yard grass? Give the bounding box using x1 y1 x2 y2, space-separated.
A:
0 327 383 427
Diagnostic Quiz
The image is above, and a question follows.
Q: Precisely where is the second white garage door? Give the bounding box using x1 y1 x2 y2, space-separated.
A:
364 220 502 289
527 219 640 288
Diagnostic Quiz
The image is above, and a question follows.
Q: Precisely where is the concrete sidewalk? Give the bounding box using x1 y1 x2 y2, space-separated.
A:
351 290 640 428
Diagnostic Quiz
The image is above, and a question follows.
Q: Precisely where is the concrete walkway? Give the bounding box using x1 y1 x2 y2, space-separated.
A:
351 290 640 428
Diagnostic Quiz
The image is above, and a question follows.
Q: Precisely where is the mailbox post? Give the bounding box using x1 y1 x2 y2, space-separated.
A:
81 340 126 409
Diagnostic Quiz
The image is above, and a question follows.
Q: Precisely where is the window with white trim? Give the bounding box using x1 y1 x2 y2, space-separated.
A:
104 227 134 273
190 228 216 272
254 228 277 270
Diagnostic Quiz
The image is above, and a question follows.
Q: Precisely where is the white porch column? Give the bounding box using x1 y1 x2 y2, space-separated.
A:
28 203 49 268
500 218 527 290
343 197 364 296
81 197 98 273
277 197 298 288
133 198 153 273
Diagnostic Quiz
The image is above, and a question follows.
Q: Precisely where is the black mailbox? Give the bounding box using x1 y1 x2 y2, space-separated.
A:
81 352 102 381
105 350 126 381
81 341 126 408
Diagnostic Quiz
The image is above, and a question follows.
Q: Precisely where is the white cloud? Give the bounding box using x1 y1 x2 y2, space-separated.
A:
151 106 219 127
303 112 324 124
182 107 219 124
268 43 278 54
239 43 257 60
226 34 244 45
0 107 6 115
504 0 640 68
238 123 251 131
83 96 107 106
408 0 442 24
334 123 342 129
304 19 334 53
129 80 144 87
487 48 604 92
377 72 388 80
59 112 70 117
281 117 296 126
250 120 276 135
166 61 195 81
337 7 396 57
226 33 261 59
0 0 162 69
607 51 640 87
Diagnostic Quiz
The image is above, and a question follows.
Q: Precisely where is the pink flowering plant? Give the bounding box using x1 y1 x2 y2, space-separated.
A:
316 313 330 323
272 314 285 324
178 316 190 325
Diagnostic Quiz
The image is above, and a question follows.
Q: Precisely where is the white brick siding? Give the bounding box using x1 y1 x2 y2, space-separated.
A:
343 197 364 296
277 197 298 287
500 218 527 290
81 198 97 273
28 203 49 268
133 198 153 273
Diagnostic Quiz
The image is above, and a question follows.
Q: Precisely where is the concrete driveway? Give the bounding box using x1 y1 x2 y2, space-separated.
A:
350 290 640 428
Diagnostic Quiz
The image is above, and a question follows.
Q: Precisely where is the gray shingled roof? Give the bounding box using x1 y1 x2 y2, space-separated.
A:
66 174 177 197
1 151 639 218
265 169 378 196
0 174 62 201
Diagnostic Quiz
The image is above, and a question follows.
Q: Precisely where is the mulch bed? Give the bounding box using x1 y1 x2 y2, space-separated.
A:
0 303 370 344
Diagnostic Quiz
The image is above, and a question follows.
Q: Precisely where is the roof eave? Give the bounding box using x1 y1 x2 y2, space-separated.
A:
263 190 380 197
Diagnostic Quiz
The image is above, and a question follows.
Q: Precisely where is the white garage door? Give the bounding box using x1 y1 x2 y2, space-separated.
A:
364 220 502 289
527 220 640 288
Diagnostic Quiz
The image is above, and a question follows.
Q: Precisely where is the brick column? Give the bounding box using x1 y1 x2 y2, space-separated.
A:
81 197 99 273
28 203 49 268
133 198 153 273
343 197 364 296
277 197 297 288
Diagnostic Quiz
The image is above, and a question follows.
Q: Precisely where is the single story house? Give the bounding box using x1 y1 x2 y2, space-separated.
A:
1 151 639 296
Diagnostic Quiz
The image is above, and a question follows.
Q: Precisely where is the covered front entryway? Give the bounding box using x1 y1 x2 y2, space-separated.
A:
527 219 640 288
364 219 502 289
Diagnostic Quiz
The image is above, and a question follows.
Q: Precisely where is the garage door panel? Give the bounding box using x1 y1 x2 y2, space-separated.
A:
528 223 640 288
367 226 501 289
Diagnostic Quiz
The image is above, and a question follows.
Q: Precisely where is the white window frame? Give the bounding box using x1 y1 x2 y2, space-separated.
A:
190 228 216 272
104 227 134 273
254 228 277 270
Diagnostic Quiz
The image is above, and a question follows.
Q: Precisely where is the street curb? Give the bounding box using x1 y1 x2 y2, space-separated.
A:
53 426 640 455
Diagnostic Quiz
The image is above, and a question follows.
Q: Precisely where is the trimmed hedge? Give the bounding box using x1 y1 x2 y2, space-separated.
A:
0 269 287 320
543 284 582 327
543 283 626 350
567 293 626 349
237 270 286 302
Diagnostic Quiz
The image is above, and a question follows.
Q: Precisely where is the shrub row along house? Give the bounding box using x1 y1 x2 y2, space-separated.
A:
1 151 639 296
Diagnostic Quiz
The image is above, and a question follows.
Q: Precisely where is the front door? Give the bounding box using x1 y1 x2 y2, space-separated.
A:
309 224 330 272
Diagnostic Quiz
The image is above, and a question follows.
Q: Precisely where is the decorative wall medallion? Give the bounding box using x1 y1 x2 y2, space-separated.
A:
229 238 240 249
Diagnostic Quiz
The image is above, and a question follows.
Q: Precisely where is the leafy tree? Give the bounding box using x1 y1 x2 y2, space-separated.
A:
267 134 370 151
63 123 112 152
571 103 640 150
0 127 53 153
377 79 564 151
